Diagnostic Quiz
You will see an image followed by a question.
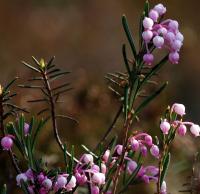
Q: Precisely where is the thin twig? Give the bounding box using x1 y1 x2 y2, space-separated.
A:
41 71 79 163
94 106 123 151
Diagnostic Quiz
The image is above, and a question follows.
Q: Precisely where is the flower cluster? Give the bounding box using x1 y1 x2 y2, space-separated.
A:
142 3 184 65
75 154 106 194
128 133 160 158
16 169 76 194
160 103 200 137
101 132 160 186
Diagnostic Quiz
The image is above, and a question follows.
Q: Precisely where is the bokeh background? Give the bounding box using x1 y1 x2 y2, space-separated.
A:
0 0 200 193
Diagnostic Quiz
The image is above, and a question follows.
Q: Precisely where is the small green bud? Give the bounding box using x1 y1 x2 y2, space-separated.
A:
40 58 46 69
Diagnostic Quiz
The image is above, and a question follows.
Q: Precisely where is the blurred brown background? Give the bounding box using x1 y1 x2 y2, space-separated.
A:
0 0 200 193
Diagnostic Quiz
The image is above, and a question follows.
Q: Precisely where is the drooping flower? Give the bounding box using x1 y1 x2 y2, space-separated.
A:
160 120 171 134
1 136 13 150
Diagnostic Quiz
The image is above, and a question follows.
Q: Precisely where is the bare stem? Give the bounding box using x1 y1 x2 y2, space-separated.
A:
112 112 133 194
42 71 79 163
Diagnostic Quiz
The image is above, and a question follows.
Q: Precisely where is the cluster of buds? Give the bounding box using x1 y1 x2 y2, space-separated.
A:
100 132 160 186
142 3 184 65
160 103 200 137
75 154 106 194
16 169 76 194
128 133 160 158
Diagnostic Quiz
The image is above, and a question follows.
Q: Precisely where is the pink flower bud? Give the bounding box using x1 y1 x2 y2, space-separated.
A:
92 172 105 185
165 32 175 42
37 173 45 184
91 164 100 172
168 20 179 32
190 124 200 137
127 160 137 174
160 121 171 134
75 173 87 185
171 39 183 51
101 163 107 174
115 144 123 155
42 178 52 190
102 150 110 162
161 181 167 193
25 169 34 182
24 123 30 136
16 173 28 186
169 52 180 64
143 17 154 30
66 176 76 191
142 175 150 184
144 135 153 146
91 186 100 194
172 103 185 116
1 136 13 150
142 30 153 42
143 53 154 65
140 145 148 157
149 9 159 22
146 166 159 176
153 4 166 15
83 154 94 164
176 32 184 42
57 176 67 189
177 124 187 136
130 138 139 151
150 145 159 158
157 27 167 35
153 36 164 48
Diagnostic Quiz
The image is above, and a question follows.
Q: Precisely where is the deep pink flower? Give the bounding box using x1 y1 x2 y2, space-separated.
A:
1 136 13 150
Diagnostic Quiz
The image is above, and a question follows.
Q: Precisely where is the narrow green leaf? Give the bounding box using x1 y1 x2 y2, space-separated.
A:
49 71 70 79
135 82 168 116
22 61 40 73
144 0 149 16
140 55 168 87
53 88 73 97
32 119 46 151
139 13 145 49
122 15 137 60
47 68 60 75
129 78 139 108
67 145 74 175
122 44 131 76
37 108 49 116
18 85 44 89
119 164 142 193
32 56 41 67
26 135 35 170
3 77 18 93
160 152 171 187
27 98 48 103
47 56 55 68
63 144 68 172
124 85 129 119
52 83 70 91
81 145 98 158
